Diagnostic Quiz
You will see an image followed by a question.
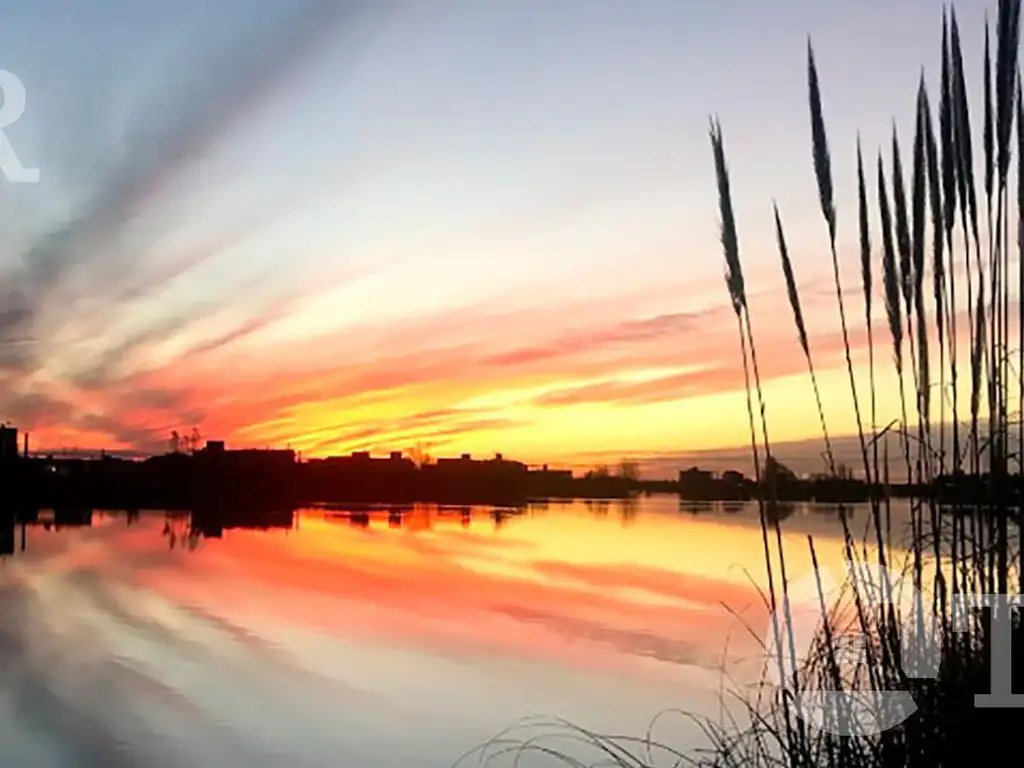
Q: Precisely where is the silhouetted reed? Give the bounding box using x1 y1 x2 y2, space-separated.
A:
809 43 872 487
467 3 1024 767
775 203 835 470
691 3 1024 766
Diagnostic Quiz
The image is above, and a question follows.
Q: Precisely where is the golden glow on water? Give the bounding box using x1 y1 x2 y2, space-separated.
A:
1 498 897 766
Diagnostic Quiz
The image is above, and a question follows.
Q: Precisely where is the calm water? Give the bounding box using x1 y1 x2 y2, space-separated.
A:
0 497 897 767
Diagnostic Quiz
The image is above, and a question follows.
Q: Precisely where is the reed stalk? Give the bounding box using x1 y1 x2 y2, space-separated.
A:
477 5 1024 767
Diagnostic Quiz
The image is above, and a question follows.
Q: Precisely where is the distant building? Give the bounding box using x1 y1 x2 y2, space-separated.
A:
531 463 573 480
526 464 575 497
719 470 750 500
436 453 474 464
0 425 18 460
313 451 416 472
434 453 527 475
200 440 294 469
679 466 713 482
218 448 295 471
678 467 715 499
303 450 418 503
426 452 528 502
190 440 297 506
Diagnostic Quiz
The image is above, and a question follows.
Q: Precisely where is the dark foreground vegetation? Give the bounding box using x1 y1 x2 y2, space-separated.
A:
466 2 1024 766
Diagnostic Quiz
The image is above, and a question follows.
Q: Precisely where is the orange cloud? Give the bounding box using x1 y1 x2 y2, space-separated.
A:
9 254 995 472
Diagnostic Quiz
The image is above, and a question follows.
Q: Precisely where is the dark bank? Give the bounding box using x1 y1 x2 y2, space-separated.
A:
3 423 1019 515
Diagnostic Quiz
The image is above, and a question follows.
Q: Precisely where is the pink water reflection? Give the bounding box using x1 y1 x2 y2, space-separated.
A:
2 497 863 766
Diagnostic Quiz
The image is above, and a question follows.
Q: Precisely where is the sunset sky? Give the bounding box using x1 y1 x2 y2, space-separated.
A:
0 0 996 474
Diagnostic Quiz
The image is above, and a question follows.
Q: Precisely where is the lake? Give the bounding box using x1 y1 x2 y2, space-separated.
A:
0 497 904 767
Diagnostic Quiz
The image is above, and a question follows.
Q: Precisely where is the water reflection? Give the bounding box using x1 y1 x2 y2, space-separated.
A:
317 504 529 534
618 497 639 524
765 500 797 524
0 497 894 767
679 500 713 515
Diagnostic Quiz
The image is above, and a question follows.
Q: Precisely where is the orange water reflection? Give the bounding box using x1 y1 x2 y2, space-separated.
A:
5 497 877 765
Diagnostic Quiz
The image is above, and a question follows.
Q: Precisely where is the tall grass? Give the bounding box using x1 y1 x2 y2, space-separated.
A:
463 3 1024 766
695 2 1024 765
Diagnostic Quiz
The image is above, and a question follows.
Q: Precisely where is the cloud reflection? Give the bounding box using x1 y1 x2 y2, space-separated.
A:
0 498 853 765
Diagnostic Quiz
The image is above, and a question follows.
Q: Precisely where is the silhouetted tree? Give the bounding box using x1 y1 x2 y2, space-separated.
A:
763 456 798 483
407 443 433 466
833 462 855 480
617 460 640 481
